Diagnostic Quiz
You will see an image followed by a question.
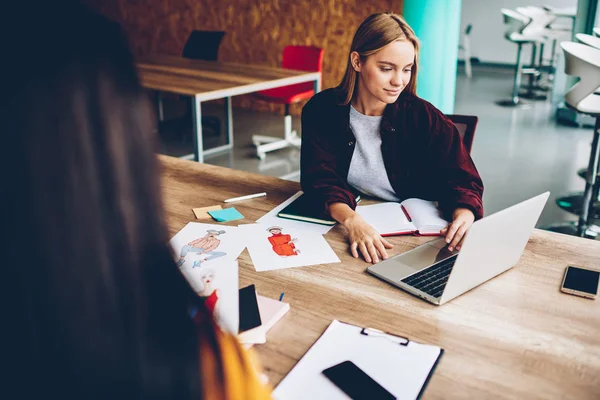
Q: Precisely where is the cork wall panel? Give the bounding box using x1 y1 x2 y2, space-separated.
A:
87 0 403 115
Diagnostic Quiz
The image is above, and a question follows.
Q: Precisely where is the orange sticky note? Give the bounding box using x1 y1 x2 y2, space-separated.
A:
192 205 222 219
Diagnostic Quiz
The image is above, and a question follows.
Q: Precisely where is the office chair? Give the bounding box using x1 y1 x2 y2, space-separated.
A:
157 31 226 141
447 114 478 154
182 31 226 137
182 30 225 61
252 45 324 160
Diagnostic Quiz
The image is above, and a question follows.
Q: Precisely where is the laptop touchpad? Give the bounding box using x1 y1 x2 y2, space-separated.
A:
395 241 453 269
370 239 455 281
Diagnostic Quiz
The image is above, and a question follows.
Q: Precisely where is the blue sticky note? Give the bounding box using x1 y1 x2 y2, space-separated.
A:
208 207 244 222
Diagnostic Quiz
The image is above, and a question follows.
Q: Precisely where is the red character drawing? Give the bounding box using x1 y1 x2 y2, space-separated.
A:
267 226 300 257
197 267 220 320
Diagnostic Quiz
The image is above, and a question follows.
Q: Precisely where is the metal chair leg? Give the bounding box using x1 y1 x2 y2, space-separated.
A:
578 117 600 236
497 42 530 107
252 104 301 160
520 42 547 100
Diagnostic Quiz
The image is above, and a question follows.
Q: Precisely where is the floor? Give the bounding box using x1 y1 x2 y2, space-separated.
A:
157 65 596 231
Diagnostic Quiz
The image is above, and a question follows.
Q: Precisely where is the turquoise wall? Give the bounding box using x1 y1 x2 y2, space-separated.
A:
403 0 462 114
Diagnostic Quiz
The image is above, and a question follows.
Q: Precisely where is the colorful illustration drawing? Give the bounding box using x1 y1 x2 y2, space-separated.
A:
267 226 300 257
197 267 220 319
176 229 227 267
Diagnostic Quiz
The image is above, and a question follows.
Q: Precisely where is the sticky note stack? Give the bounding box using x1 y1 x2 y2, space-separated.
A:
192 205 222 219
208 207 244 222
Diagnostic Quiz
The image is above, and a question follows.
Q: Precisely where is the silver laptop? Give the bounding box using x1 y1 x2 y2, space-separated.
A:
367 192 549 305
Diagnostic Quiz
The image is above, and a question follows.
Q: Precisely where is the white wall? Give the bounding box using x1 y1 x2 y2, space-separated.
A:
459 0 577 65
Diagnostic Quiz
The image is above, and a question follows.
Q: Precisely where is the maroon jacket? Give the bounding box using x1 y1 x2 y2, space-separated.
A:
300 88 484 220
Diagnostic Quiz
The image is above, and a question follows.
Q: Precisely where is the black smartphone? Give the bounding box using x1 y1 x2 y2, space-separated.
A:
560 266 600 299
322 360 396 400
238 284 262 332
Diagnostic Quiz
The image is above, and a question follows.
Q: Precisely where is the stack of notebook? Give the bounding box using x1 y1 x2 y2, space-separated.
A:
238 285 290 346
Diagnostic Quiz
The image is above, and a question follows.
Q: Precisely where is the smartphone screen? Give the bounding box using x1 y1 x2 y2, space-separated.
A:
322 360 396 400
563 266 600 295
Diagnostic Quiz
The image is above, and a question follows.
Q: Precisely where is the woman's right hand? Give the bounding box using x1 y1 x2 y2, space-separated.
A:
343 213 393 263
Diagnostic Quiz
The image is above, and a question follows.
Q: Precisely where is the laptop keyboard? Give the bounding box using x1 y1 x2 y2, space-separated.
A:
401 254 458 298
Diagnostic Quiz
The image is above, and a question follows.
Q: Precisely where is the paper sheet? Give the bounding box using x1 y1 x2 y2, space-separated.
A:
169 222 246 267
169 222 247 333
181 260 239 334
241 223 340 272
257 191 336 235
273 320 442 400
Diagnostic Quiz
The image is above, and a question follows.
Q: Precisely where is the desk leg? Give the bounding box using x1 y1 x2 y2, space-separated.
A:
225 96 233 148
203 97 234 158
191 95 204 163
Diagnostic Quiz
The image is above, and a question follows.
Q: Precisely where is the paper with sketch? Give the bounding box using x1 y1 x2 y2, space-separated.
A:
257 191 335 235
181 260 239 334
169 222 246 268
169 222 245 333
241 223 340 272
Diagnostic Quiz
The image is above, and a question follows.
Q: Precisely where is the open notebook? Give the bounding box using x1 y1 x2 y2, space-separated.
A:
356 198 449 236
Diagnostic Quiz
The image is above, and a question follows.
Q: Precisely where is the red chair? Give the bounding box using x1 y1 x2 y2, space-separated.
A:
252 45 324 159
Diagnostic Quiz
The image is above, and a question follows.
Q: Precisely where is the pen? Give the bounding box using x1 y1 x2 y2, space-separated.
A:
279 292 285 301
224 192 267 203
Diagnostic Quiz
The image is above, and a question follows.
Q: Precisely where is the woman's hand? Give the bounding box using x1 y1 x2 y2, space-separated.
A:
329 202 393 263
440 208 475 251
344 213 393 263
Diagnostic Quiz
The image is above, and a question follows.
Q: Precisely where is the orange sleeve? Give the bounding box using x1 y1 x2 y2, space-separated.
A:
200 328 272 400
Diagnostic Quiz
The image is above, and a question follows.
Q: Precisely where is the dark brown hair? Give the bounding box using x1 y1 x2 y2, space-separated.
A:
1 3 221 398
337 12 420 104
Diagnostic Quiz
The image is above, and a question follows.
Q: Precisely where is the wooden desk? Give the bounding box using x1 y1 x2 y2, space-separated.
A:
138 55 321 163
160 156 600 399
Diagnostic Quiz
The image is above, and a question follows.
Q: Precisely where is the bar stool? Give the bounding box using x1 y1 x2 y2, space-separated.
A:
549 42 600 238
496 9 544 107
458 24 473 78
516 6 570 96
567 34 600 183
576 33 600 50
556 35 600 221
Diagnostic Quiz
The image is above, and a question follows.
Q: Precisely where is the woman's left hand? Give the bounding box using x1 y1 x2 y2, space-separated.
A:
440 208 475 251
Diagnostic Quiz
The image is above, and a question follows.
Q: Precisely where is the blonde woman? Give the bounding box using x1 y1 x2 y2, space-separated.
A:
301 12 484 264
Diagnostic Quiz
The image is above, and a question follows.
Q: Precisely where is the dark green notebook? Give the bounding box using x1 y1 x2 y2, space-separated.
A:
277 194 360 226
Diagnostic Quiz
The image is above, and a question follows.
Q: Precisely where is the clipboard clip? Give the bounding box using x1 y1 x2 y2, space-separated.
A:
360 327 409 346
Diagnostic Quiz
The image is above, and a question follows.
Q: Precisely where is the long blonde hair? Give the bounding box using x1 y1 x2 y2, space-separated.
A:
337 12 420 105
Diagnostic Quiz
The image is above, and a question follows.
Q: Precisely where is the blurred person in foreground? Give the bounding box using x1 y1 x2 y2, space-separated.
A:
1 3 271 399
